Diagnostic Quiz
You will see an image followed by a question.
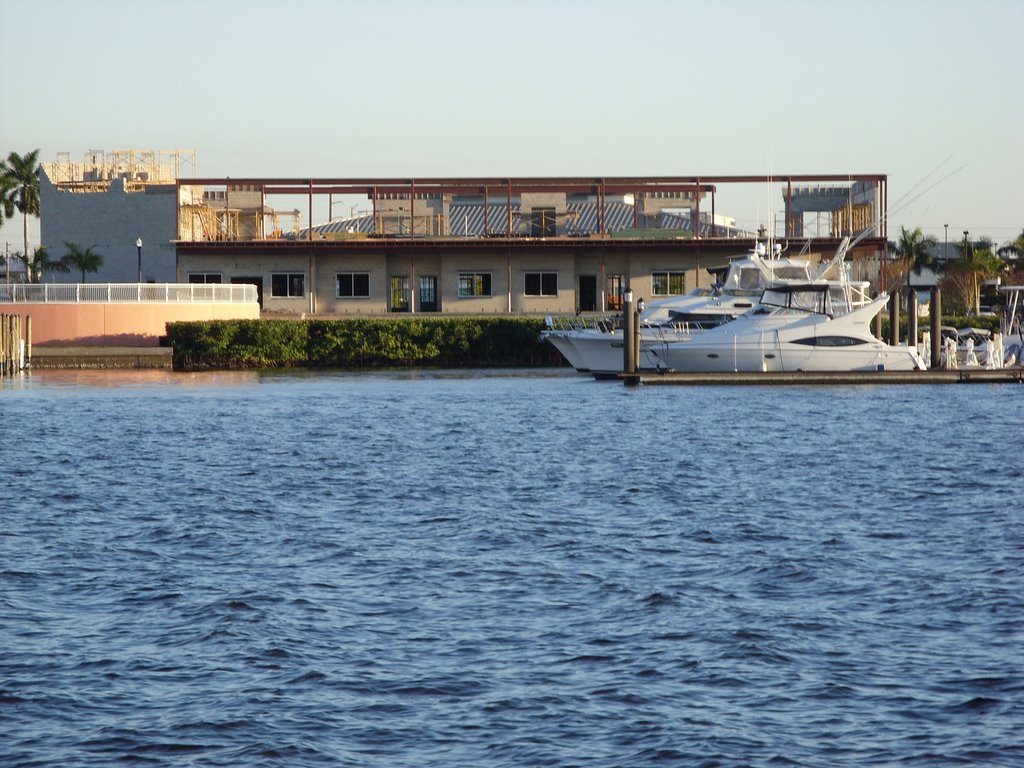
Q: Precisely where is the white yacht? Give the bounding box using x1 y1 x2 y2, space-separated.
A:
543 240 870 378
998 285 1024 366
648 283 926 373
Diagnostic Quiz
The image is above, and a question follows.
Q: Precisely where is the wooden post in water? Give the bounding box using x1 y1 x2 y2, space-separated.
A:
930 287 942 369
907 287 918 355
622 290 635 374
887 292 900 347
1 315 7 376
633 302 641 373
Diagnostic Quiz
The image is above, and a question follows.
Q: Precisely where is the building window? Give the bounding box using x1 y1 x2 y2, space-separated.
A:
188 273 222 284
272 272 305 298
652 271 685 296
524 271 557 296
337 272 370 298
458 272 492 297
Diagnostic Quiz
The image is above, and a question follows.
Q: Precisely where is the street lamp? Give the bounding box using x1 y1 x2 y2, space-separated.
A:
944 224 948 262
136 237 142 283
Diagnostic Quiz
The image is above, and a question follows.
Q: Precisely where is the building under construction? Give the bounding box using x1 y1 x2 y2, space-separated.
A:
38 150 889 316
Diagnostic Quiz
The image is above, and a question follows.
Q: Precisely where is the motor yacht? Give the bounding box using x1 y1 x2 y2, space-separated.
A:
543 240 871 378
648 283 926 373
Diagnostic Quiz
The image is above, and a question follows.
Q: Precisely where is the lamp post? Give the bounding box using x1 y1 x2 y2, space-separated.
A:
944 224 948 262
136 238 142 283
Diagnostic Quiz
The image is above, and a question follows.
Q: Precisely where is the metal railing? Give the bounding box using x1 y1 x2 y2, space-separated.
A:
0 283 258 304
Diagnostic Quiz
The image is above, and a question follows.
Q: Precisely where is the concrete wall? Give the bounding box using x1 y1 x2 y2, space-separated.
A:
176 247 715 316
39 171 178 283
3 302 260 346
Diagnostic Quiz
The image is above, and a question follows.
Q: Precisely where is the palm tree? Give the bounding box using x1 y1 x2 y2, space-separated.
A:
62 241 104 283
23 245 69 283
0 171 17 223
891 226 939 278
0 150 42 262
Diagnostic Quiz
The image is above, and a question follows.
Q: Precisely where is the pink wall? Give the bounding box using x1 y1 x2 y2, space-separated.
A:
2 303 260 346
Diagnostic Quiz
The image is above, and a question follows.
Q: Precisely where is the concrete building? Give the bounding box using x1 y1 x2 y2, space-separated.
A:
36 154 889 315
174 175 888 316
39 150 195 283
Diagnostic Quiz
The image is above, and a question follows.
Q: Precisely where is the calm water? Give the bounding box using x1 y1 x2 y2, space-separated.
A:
2 369 1022 767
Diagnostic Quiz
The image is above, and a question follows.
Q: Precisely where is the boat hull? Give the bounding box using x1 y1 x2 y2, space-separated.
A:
653 341 925 372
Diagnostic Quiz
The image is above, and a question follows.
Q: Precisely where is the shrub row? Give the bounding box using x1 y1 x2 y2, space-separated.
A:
881 314 1002 340
165 317 565 371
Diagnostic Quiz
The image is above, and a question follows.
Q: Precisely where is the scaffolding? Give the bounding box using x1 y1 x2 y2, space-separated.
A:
43 149 197 193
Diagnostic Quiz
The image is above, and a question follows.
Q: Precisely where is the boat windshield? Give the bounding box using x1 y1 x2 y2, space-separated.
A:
760 285 833 316
773 265 811 280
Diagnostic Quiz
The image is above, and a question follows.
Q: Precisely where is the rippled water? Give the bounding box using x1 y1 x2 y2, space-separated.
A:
2 369 1022 767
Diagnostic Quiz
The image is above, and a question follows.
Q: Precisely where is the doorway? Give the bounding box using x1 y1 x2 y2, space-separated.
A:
578 274 597 312
390 276 410 312
419 275 438 312
232 276 263 308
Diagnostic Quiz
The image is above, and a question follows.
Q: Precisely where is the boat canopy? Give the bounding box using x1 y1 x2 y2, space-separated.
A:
759 284 833 317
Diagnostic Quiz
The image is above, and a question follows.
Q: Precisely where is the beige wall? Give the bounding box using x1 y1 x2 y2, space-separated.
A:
4 302 260 346
318 254 390 314
176 247 714 316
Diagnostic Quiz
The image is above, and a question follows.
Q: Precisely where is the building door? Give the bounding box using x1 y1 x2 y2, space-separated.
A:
232 276 263 307
578 274 597 312
606 274 624 311
390 276 410 312
419 275 438 312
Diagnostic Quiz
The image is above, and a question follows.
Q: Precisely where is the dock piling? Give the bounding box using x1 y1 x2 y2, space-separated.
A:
888 292 900 347
907 288 918 355
930 287 942 369
623 291 636 375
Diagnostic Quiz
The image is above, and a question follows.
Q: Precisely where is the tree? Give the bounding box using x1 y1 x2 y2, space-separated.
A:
0 150 42 263
890 226 939 279
23 245 69 283
996 229 1024 285
0 172 16 222
62 241 104 283
947 237 1002 316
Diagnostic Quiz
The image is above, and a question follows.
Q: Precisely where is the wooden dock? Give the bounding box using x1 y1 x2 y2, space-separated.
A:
621 368 1024 386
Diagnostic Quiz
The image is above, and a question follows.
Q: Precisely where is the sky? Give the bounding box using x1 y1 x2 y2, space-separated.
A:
1 0 1021 252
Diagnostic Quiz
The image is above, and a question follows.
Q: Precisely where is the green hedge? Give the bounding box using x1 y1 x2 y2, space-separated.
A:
165 317 565 371
881 314 1001 340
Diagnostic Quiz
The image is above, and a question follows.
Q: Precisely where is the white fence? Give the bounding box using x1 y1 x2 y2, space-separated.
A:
0 283 258 304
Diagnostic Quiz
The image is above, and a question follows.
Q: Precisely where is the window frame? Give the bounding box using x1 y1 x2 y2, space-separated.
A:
271 272 305 298
458 272 492 298
652 271 686 296
187 272 222 284
336 272 370 299
524 271 558 297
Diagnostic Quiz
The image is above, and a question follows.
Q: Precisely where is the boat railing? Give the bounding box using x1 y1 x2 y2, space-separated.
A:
0 283 259 304
544 314 619 332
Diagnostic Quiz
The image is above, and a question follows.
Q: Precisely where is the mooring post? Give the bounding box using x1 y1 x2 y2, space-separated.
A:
1 315 7 376
888 292 900 347
26 315 32 369
623 289 635 374
930 287 942 369
632 302 641 372
907 287 918 355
